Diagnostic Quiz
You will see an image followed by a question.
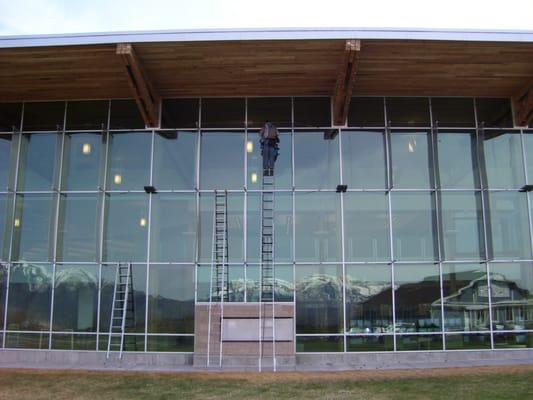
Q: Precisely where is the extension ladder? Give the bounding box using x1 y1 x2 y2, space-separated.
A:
107 262 134 358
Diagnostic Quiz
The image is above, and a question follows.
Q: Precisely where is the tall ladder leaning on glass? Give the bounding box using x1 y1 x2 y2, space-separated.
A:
107 262 135 359
207 190 229 368
259 171 276 371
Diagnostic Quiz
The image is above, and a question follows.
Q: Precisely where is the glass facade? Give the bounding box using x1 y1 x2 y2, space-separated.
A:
0 97 532 354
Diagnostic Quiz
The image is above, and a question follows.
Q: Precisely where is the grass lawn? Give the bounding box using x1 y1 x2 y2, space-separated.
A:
0 365 532 400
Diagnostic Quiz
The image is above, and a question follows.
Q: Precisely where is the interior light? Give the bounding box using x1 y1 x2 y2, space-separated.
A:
14 218 20 228
114 174 122 185
246 141 254 153
82 143 91 155
139 217 147 227
407 137 417 153
251 172 258 183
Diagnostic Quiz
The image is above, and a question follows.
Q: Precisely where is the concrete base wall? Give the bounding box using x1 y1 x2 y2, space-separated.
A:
1 348 532 372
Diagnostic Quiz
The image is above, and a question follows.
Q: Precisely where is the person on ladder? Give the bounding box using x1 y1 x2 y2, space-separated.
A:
259 121 279 176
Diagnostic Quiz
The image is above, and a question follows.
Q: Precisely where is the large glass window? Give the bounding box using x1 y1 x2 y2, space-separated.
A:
150 193 196 262
109 100 144 129
22 101 65 131
482 131 524 188
436 131 478 188
391 192 437 261
56 194 100 262
0 263 7 328
296 265 343 333
12 194 55 261
198 193 244 263
153 131 196 190
347 97 384 127
0 134 18 191
442 264 489 332
344 192 390 261
247 97 292 128
391 131 432 188
489 263 533 331
524 131 533 181
103 194 148 262
246 192 293 263
487 192 532 260
0 195 10 260
394 264 442 332
476 98 513 128
148 265 194 333
61 132 104 191
440 192 484 260
0 103 22 131
6 263 53 331
342 130 386 189
17 133 60 191
431 98 475 127
66 100 109 131
202 98 245 128
295 192 341 262
107 132 151 191
386 97 430 127
52 264 98 332
294 131 340 189
246 131 291 189
293 97 331 127
346 265 392 333
200 132 244 190
161 98 199 129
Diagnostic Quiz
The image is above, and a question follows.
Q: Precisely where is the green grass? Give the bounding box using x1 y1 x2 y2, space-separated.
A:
0 368 532 400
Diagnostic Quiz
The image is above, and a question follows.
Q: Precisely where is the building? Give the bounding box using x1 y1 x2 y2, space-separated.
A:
0 28 532 370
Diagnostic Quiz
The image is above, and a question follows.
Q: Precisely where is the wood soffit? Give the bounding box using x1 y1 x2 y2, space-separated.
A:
0 39 533 101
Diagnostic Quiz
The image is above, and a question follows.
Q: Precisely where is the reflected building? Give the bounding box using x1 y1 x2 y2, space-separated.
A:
0 28 533 368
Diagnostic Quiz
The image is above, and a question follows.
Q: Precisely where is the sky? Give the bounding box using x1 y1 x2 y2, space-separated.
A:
0 0 532 36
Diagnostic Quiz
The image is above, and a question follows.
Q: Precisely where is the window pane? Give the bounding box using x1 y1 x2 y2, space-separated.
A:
295 192 341 262
198 193 243 263
99 264 146 333
12 194 55 261
525 131 533 181
346 265 392 333
347 97 384 127
103 194 148 262
440 192 484 260
275 265 294 302
442 264 489 332
490 263 533 331
52 264 98 332
153 131 196 190
394 264 442 332
0 134 18 191
200 131 244 190
445 333 491 350
386 97 430 127
0 263 7 328
22 101 65 131
391 131 432 188
482 131 524 188
0 195 11 260
396 334 442 350
296 265 343 333
109 99 144 129
17 133 60 191
494 332 533 349
247 192 293 263
150 193 196 262
147 336 194 352
247 97 291 128
347 335 394 352
431 98 475 127
57 194 100 262
107 132 151 191
5 332 49 349
246 131 291 189
476 98 513 128
392 193 437 261
161 98 199 129
294 131 340 189
437 131 478 188
342 130 386 189
61 132 104 191
0 103 22 131
202 98 244 128
344 192 389 261
7 263 52 331
296 336 343 352
294 97 331 127
66 100 109 130
51 334 97 350
487 192 532 260
148 265 194 333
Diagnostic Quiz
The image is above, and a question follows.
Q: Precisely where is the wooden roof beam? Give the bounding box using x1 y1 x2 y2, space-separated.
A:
513 78 533 126
116 43 160 127
332 39 361 126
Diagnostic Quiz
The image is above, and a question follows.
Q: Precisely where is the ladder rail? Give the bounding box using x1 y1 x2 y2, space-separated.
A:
219 191 228 368
106 262 132 359
207 197 217 367
106 264 120 358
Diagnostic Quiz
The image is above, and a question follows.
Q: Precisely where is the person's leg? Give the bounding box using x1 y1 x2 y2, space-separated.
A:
263 145 268 170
